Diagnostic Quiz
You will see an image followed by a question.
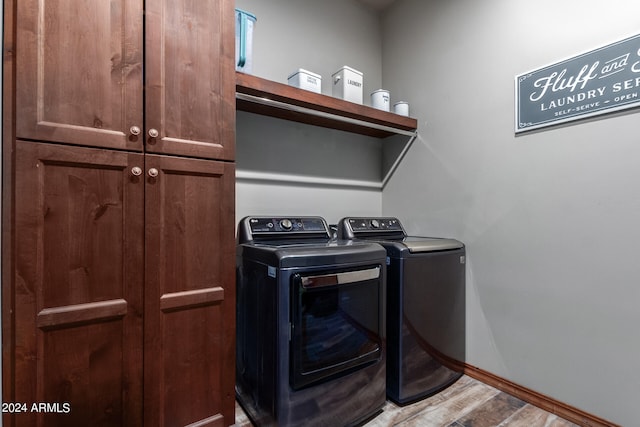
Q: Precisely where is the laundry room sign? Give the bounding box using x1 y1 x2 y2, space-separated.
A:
515 33 640 132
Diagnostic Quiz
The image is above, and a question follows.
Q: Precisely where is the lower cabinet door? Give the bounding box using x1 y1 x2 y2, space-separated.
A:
143 154 236 427
11 143 235 427
13 141 145 426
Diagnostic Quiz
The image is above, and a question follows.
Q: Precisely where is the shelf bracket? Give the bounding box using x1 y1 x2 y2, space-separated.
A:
381 131 418 189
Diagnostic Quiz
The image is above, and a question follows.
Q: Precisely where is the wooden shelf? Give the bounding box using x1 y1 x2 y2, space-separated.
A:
236 72 418 138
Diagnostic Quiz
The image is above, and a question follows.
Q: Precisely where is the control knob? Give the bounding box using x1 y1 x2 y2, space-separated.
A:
280 219 293 230
370 219 380 229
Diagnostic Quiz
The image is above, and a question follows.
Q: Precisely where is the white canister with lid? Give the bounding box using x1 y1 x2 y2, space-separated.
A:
371 89 390 111
393 101 409 116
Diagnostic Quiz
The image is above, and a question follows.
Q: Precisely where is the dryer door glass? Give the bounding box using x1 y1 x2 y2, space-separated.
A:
290 266 383 390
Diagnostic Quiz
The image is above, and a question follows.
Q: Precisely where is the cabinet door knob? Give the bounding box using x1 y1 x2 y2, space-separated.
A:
148 168 159 178
130 126 141 136
148 128 159 138
131 166 143 176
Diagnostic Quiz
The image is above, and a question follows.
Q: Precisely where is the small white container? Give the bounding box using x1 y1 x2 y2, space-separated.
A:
288 69 322 94
235 9 257 73
332 66 363 104
393 101 409 116
371 89 390 111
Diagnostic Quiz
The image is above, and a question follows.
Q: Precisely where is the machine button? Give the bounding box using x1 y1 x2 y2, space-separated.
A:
280 219 293 230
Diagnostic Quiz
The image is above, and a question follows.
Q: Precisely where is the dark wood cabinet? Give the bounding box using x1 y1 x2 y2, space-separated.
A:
15 0 235 160
15 0 144 151
143 155 235 426
14 141 145 426
4 0 236 426
145 0 235 161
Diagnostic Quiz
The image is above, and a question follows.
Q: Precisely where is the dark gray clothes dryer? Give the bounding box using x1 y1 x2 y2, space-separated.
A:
338 217 466 405
236 216 387 426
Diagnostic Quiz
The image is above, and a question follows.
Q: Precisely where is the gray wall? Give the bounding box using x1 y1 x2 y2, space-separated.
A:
381 1 640 425
234 0 386 224
234 0 638 423
235 0 382 98
236 110 384 224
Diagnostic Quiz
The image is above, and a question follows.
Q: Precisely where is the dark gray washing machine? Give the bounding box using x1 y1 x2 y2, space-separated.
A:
236 216 387 426
338 217 465 405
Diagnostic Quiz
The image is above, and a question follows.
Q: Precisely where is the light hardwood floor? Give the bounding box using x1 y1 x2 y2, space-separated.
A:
234 375 579 426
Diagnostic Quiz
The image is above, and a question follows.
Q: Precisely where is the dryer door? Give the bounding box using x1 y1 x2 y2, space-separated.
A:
289 265 383 390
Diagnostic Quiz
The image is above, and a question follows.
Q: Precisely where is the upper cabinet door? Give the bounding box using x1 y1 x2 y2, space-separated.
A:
16 0 144 151
145 0 236 161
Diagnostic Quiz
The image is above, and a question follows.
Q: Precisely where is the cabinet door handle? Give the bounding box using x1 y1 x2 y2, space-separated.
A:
148 168 159 178
130 126 141 136
131 166 143 176
148 128 159 138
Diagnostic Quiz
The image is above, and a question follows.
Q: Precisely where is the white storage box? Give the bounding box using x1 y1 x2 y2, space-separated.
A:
332 66 363 104
235 9 256 73
287 69 322 93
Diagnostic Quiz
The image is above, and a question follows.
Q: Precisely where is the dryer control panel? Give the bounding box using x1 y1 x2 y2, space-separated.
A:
238 216 331 243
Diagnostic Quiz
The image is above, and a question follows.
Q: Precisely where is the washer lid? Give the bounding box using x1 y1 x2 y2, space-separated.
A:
402 237 464 253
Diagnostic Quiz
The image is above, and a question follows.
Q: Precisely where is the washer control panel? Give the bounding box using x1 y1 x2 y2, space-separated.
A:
348 218 403 232
338 217 406 239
